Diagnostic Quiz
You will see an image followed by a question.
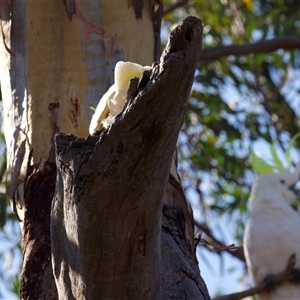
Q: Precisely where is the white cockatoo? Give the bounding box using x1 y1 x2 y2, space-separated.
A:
89 61 180 181
89 61 151 133
244 143 300 299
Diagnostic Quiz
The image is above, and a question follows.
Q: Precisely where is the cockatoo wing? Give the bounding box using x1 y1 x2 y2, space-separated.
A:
107 86 128 117
89 84 115 135
90 61 150 134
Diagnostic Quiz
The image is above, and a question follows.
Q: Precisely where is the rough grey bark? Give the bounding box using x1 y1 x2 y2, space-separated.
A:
21 162 58 300
51 16 209 300
161 177 210 299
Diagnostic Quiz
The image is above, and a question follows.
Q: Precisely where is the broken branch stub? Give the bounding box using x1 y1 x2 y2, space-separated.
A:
52 16 203 300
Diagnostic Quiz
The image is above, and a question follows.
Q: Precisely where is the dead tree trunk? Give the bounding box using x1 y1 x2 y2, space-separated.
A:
52 16 210 300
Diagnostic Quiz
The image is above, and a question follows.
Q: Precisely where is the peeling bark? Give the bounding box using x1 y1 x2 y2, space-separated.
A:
63 0 76 21
52 16 209 299
132 0 144 19
149 0 163 61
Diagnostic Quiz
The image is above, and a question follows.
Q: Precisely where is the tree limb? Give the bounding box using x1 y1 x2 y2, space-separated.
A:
213 253 297 300
196 222 246 263
201 36 300 60
163 0 189 15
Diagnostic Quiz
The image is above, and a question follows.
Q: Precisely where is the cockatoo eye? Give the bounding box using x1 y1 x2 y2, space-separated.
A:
280 179 285 184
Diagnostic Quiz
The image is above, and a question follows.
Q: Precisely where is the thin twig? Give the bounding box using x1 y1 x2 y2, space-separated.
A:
196 222 246 262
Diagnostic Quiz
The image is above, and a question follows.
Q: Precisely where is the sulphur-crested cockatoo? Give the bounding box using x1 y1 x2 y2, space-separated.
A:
89 61 151 133
89 61 180 181
244 147 300 299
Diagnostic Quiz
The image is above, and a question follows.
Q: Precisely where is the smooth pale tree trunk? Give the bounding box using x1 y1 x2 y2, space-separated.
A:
0 0 210 299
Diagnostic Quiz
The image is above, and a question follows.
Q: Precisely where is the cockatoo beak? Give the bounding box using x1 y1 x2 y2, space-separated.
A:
289 162 300 210
290 186 300 211
286 160 300 187
288 185 300 197
290 162 300 197
293 160 300 179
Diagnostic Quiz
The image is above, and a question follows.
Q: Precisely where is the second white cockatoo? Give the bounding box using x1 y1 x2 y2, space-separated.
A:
244 140 300 299
89 61 180 181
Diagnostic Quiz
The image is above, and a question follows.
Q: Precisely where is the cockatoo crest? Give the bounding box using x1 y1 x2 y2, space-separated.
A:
250 133 300 175
114 61 146 90
249 134 300 208
89 61 151 135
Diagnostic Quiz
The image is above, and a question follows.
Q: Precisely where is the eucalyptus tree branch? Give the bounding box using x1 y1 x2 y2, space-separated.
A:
251 61 299 147
213 253 297 300
163 0 189 15
201 36 300 60
196 222 246 263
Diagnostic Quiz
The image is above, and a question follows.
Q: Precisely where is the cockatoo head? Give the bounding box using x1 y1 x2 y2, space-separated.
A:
250 162 300 207
249 134 300 208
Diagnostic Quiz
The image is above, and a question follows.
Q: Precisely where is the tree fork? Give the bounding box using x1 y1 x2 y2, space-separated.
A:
52 16 209 300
